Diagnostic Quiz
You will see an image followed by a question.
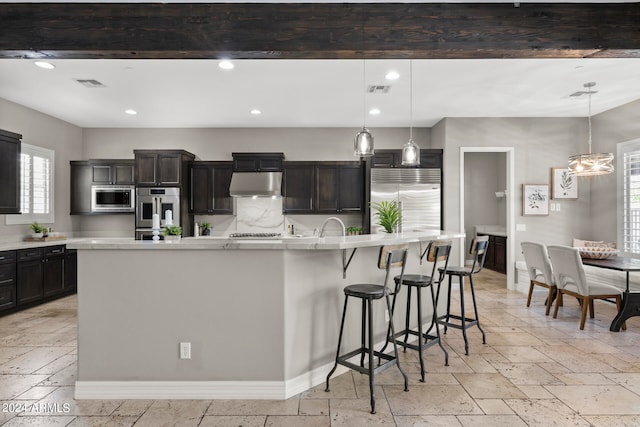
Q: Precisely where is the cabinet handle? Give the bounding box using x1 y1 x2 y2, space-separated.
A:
0 279 12 285
27 252 37 257
51 250 62 254
0 256 5 260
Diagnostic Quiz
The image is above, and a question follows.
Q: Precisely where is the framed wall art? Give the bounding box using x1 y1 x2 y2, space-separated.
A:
551 167 578 200
522 184 549 216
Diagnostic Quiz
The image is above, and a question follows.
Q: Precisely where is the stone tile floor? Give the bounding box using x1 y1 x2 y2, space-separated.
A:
3 269 640 425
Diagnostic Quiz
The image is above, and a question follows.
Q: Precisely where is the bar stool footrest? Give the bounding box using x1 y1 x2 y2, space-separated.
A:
391 329 442 352
437 314 479 330
336 348 399 376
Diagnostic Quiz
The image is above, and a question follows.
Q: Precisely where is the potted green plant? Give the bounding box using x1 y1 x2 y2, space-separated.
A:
201 222 211 236
346 226 363 236
370 200 401 233
163 225 183 241
29 221 46 238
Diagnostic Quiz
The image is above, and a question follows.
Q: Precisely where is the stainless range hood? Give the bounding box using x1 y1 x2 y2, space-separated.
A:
229 171 283 197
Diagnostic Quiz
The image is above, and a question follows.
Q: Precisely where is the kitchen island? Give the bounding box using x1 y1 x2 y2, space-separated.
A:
69 230 464 399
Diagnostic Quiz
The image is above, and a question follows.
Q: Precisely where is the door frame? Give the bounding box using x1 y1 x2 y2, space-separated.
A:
459 147 515 290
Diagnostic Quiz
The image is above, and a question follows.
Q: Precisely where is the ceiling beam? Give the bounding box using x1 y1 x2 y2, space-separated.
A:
1 3 639 59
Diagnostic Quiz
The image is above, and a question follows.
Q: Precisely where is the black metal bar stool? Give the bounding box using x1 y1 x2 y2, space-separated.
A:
382 240 452 382
436 236 488 355
325 245 409 414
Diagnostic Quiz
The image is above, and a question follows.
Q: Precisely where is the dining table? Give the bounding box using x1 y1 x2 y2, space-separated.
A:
582 256 640 332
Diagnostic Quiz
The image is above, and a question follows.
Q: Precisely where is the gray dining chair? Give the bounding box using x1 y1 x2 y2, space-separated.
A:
547 245 624 330
521 241 556 315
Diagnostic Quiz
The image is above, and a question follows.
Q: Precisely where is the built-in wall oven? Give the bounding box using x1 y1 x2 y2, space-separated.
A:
135 187 180 240
91 185 135 213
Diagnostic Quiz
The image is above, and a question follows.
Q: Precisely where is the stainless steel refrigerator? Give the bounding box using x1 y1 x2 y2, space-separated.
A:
370 168 441 232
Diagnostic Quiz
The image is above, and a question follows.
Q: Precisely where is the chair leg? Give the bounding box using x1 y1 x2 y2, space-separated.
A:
458 276 469 355
360 299 366 368
403 286 412 351
416 286 426 382
444 274 453 335
545 286 554 316
616 295 627 331
553 290 562 319
386 293 409 393
430 282 449 366
468 275 486 344
579 296 589 330
326 296 349 392
367 298 376 414
527 281 535 307
589 299 595 319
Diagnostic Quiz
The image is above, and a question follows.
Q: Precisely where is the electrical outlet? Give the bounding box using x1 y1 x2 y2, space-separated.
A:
180 342 191 359
385 309 389 322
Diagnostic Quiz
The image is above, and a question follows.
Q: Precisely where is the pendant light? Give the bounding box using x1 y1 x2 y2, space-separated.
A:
401 60 420 166
568 82 614 176
354 60 374 157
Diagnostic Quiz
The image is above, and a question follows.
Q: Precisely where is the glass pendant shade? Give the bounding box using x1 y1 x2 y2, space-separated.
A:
568 152 614 176
568 82 614 176
401 138 420 165
354 127 374 157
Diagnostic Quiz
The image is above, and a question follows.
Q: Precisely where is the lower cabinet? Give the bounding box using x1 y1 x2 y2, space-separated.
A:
0 250 17 312
10 245 75 313
481 234 507 274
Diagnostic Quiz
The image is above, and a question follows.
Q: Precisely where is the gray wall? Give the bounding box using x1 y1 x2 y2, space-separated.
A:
0 98 83 241
590 99 640 243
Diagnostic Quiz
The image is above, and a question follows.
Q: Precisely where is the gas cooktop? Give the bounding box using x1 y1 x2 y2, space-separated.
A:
228 232 282 240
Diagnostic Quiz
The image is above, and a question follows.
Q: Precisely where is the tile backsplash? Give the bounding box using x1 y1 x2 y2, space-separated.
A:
235 197 285 233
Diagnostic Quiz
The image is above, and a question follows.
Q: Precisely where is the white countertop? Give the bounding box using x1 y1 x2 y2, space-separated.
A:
67 230 465 250
0 238 86 252
474 225 507 238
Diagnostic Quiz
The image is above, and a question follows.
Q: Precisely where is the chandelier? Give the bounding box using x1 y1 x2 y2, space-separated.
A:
568 82 614 176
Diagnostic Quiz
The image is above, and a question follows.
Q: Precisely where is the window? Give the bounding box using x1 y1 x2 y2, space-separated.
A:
619 139 640 257
5 143 55 225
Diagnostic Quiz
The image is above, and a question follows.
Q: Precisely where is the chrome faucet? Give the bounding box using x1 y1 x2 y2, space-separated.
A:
319 217 346 238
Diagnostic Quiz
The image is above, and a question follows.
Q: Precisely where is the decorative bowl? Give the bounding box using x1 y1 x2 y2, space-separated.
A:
577 246 618 259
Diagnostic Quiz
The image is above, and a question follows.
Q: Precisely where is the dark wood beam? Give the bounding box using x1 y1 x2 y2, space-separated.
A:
1 3 639 60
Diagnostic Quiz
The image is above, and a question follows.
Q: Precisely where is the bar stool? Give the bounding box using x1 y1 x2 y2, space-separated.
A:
380 239 452 382
437 236 488 355
325 245 409 414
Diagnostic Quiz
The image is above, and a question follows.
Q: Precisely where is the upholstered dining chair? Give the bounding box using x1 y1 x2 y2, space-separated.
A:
521 241 556 315
547 245 624 330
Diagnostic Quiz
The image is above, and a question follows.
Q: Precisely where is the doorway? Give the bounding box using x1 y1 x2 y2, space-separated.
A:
459 147 515 290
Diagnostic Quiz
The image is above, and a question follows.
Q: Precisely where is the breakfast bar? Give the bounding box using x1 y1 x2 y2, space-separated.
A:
68 230 463 400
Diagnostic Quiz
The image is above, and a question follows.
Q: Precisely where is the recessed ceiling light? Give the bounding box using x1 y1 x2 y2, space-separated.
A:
124 109 137 115
250 109 262 115
34 61 55 70
385 71 400 80
369 108 381 115
218 60 234 70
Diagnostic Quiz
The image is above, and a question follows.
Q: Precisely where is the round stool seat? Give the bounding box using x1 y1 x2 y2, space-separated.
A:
394 274 434 287
439 266 472 277
344 284 386 299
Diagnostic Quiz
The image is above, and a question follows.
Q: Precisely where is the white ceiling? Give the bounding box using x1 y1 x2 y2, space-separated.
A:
2 58 640 128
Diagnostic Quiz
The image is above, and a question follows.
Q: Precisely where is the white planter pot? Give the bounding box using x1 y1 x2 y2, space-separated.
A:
164 235 181 241
31 232 43 239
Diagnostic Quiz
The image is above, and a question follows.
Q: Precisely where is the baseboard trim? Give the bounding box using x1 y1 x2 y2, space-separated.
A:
75 362 351 400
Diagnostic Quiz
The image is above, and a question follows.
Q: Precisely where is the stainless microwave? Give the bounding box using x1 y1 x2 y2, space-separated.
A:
91 185 135 212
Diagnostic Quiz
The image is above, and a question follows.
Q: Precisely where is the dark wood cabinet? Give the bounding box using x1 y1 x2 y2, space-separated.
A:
70 159 136 214
0 250 16 312
283 162 315 213
134 150 195 186
373 149 443 169
42 246 65 298
481 234 507 274
232 152 284 172
0 129 22 214
17 248 44 305
189 161 233 214
315 162 364 213
91 160 135 185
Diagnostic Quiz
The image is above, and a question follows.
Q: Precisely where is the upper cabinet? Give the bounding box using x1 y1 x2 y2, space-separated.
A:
90 160 135 185
282 162 315 214
69 159 136 214
372 149 443 169
232 152 284 172
283 161 364 214
134 150 195 186
316 162 364 213
189 161 233 214
0 129 21 214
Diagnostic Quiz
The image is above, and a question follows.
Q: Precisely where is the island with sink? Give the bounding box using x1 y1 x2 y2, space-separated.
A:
69 229 464 400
